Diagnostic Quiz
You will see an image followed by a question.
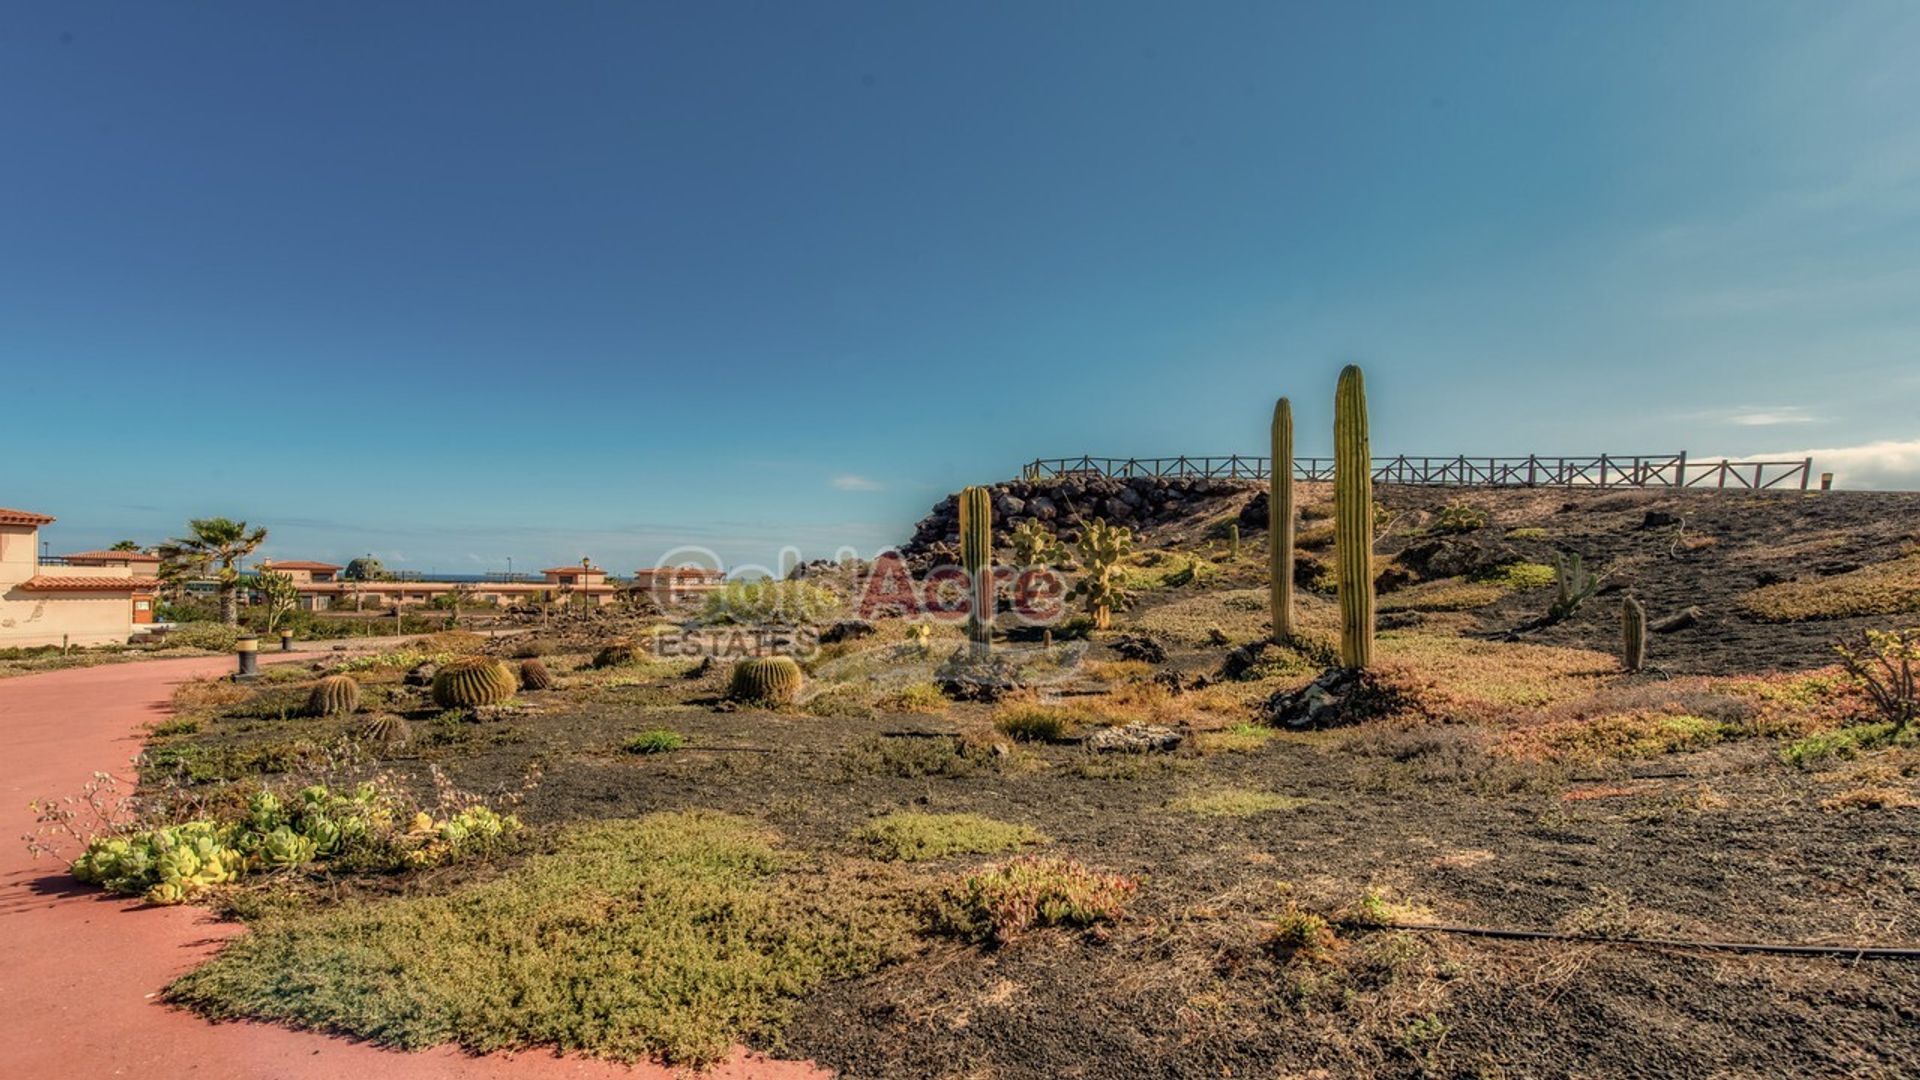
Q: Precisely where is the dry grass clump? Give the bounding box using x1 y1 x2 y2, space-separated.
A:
1740 555 1920 621
1499 710 1734 762
1378 580 1507 613
992 699 1092 743
1818 786 1915 812
1168 788 1310 816
166 813 921 1067
1194 723 1278 754
933 856 1137 945
1376 633 1616 718
172 677 255 714
854 812 1047 862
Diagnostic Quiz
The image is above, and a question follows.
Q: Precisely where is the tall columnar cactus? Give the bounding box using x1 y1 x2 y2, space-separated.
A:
1227 522 1241 559
959 485 994 654
1269 397 1295 644
431 656 517 709
1621 595 1648 673
306 674 360 717
728 655 804 705
1333 367 1374 669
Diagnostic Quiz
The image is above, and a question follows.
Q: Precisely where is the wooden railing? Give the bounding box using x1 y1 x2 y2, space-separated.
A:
1020 453 1815 490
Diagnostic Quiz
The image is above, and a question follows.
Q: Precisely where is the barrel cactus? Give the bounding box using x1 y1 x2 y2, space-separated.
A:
306 674 360 717
728 656 805 706
592 641 642 669
359 713 408 746
430 656 517 709
519 657 554 690
1621 595 1648 673
1333 365 1374 669
1269 396 1295 643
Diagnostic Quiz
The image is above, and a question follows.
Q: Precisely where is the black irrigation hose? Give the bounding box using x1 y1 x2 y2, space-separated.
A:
1361 921 1920 960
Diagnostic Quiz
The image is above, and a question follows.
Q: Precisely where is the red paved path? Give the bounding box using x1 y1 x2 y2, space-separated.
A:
0 654 826 1079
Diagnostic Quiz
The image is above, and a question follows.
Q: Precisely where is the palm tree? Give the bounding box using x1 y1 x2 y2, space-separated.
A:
158 517 268 625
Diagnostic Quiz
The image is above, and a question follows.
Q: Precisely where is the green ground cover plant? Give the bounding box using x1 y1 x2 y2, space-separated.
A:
854 812 1046 862
165 812 918 1067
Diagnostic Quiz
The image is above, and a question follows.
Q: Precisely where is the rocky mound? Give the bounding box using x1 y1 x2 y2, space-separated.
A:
901 475 1256 567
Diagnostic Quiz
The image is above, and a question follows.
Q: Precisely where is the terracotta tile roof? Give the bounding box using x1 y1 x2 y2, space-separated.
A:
17 576 161 592
64 550 162 563
262 561 342 571
0 507 57 527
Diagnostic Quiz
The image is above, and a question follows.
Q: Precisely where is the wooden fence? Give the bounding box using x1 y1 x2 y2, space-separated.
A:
1020 453 1815 490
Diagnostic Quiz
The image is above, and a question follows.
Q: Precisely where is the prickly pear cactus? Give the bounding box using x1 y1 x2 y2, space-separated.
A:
728 655 805 705
1067 518 1135 630
430 656 517 709
306 674 360 717
519 657 554 690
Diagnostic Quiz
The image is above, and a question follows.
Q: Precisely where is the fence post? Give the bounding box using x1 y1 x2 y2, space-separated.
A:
1599 454 1610 488
1802 457 1814 491
1674 451 1687 489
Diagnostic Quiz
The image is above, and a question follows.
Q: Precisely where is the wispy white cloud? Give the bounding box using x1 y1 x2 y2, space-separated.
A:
1735 438 1920 490
1686 405 1822 427
831 474 883 492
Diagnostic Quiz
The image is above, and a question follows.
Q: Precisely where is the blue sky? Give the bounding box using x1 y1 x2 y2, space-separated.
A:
5 2 1918 573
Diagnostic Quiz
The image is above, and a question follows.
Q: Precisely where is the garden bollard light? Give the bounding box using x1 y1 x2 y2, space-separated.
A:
1820 472 1833 491
235 634 260 680
279 628 295 651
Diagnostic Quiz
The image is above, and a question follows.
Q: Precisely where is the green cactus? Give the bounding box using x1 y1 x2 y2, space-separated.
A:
591 641 642 669
1009 519 1063 567
1269 396 1295 643
1550 551 1601 621
430 656 517 709
1227 522 1241 559
1622 594 1648 673
959 485 994 653
727 655 805 705
359 713 408 746
519 657 554 690
1067 518 1135 631
306 674 360 717
1333 366 1374 669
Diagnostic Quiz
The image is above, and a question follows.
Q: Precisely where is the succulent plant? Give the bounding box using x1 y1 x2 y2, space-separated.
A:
430 656 517 709
959 485 994 654
1270 397 1295 643
519 657 554 690
306 674 360 716
258 825 318 868
1622 595 1648 673
1067 518 1135 631
1009 519 1063 567
359 713 408 746
1332 366 1375 669
591 641 642 669
1228 522 1241 559
728 655 805 705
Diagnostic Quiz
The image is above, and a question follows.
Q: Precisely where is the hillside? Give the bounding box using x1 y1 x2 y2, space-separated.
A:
905 475 1920 676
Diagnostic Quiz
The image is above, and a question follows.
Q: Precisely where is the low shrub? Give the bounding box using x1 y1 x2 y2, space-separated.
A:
879 682 949 713
992 700 1088 743
935 855 1137 945
1508 711 1734 762
1193 723 1277 754
700 579 842 626
1741 556 1920 622
854 812 1045 862
623 729 685 754
1489 562 1557 589
165 622 243 652
1378 580 1506 613
1506 526 1549 541
1780 722 1905 769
